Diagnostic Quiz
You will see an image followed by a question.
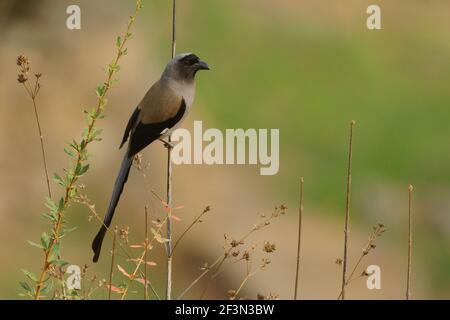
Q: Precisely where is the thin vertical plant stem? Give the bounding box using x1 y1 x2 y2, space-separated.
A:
406 184 413 300
341 120 355 300
144 206 149 300
108 227 117 300
165 0 176 301
26 83 52 199
294 177 304 300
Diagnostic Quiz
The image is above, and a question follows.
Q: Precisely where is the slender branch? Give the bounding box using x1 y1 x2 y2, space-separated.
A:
176 256 222 300
171 206 211 256
120 212 169 300
230 269 260 300
26 81 52 198
108 227 117 300
178 205 284 300
337 223 386 299
406 184 413 300
340 120 355 300
120 192 175 300
199 207 286 299
165 0 177 301
31 95 51 198
32 1 143 299
144 206 149 300
294 178 304 300
79 194 160 299
17 61 51 199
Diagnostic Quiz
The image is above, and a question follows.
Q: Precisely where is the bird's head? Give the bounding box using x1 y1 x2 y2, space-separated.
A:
163 53 210 81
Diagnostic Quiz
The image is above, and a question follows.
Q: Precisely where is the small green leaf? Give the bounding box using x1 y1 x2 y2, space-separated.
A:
21 269 38 282
40 232 50 250
95 85 105 98
44 197 58 213
51 259 69 267
42 212 57 222
82 128 89 140
64 226 77 234
90 128 103 142
71 138 80 150
19 281 32 293
58 197 65 211
79 139 86 151
40 280 53 294
64 146 76 158
27 240 44 250
78 164 89 176
53 173 65 187
49 241 60 262
116 36 122 48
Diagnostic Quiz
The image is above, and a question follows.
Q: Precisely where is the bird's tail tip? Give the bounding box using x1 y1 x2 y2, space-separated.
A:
91 227 107 263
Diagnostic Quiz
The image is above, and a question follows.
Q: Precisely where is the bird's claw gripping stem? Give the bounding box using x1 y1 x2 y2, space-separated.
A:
159 138 174 149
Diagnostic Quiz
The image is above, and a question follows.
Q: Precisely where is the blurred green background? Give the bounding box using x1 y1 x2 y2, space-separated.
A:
0 0 449 299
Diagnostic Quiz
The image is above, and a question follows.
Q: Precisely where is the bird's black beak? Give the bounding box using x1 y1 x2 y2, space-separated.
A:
195 60 210 71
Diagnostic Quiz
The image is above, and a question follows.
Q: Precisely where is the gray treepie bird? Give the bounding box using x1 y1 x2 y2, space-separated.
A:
92 53 209 262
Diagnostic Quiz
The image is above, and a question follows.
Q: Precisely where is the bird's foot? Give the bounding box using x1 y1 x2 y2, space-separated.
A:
159 138 174 149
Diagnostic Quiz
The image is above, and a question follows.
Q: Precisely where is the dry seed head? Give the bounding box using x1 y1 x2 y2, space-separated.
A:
17 55 28 66
263 241 276 253
242 251 251 261
261 258 271 267
119 226 130 243
230 239 239 247
361 270 370 277
227 290 236 299
17 74 27 83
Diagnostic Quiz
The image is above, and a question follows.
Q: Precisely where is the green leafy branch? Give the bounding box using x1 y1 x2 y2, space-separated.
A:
20 0 144 300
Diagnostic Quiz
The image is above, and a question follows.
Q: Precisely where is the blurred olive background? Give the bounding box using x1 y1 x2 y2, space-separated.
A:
0 0 449 299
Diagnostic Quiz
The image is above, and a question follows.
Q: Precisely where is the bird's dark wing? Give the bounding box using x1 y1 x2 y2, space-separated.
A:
127 99 186 157
120 107 141 149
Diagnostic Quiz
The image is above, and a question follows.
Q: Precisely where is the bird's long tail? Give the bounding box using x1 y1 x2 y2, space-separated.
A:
92 154 133 262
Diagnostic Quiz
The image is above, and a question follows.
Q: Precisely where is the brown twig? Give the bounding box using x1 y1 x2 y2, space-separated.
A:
294 178 304 300
341 120 355 300
144 206 149 300
406 184 413 300
78 193 160 299
165 0 177 301
108 227 117 300
176 256 222 300
171 206 211 256
120 191 177 300
17 57 51 198
337 223 386 299
230 269 260 300
198 206 286 299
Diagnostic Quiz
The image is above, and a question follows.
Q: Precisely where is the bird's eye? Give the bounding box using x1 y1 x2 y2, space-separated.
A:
181 54 199 66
